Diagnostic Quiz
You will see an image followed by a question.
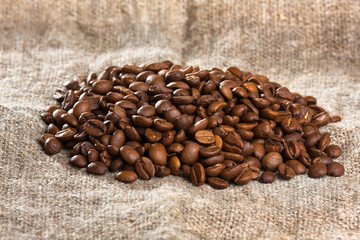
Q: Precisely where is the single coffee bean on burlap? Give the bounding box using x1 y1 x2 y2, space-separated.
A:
116 170 138 183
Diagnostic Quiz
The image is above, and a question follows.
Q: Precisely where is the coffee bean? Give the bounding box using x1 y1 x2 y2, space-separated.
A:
261 152 283 172
207 177 229 189
120 146 140 165
44 137 62 155
199 146 221 158
87 161 108 175
135 157 156 180
116 170 138 183
148 143 167 165
190 163 206 186
180 142 200 165
259 171 275 183
39 133 54 145
308 162 327 178
324 145 342 158
327 162 345 177
154 165 171 177
285 160 306 175
194 130 215 145
55 128 75 141
168 156 181 175
70 155 88 167
278 163 295 180
233 167 253 185
84 119 106 137
72 101 92 119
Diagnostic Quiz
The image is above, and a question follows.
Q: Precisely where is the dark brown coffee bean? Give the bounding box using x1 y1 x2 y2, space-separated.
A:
154 118 174 132
327 162 345 177
201 154 225 167
220 164 242 180
70 155 88 167
180 142 200 165
207 177 229 189
308 162 327 178
61 113 78 127
87 161 108 175
148 143 167 165
199 146 221 158
40 112 53 124
190 163 206 186
286 160 306 175
243 156 261 170
72 101 92 119
278 163 295 180
110 130 126 148
259 171 275 183
62 90 77 110
305 132 322 148
154 165 171 177
39 133 54 145
253 142 265 160
88 149 99 162
109 158 124 172
119 146 140 165
324 145 342 158
44 137 62 155
84 119 106 137
116 170 138 183
55 128 75 141
280 117 299 133
181 165 191 178
144 128 162 143
233 168 253 185
261 152 283 172
135 157 155 180
299 150 311 168
92 80 114 94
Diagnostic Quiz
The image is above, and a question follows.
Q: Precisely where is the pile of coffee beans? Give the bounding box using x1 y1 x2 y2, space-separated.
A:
40 61 345 189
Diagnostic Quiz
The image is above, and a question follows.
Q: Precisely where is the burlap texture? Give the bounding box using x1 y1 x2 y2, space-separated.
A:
1 1 359 239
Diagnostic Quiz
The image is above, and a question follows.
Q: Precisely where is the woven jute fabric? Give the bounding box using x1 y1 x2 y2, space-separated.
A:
1 1 359 239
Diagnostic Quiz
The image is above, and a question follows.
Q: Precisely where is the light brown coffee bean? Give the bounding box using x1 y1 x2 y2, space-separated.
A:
327 162 345 177
87 161 108 175
308 162 327 178
148 143 167 165
207 177 229 189
259 171 275 183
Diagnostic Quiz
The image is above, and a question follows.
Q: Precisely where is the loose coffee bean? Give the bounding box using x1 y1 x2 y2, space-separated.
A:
168 156 181 175
233 168 253 185
259 171 275 183
190 163 206 186
87 161 108 175
116 170 138 183
261 152 283 172
39 133 54 145
135 157 155 180
84 119 107 137
278 163 295 180
120 146 140 165
324 145 342 158
327 162 345 177
285 160 306 175
308 162 327 178
148 143 167 165
44 137 62 155
207 177 229 189
181 142 200 165
205 163 226 177
70 155 88 167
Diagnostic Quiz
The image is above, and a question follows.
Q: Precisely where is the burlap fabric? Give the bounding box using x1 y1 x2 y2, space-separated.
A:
1 1 359 239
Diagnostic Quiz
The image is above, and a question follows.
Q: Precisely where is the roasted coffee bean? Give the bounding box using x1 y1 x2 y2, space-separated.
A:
233 167 253 185
120 146 140 165
261 152 283 172
199 146 221 158
327 162 345 177
324 145 342 158
180 142 200 165
155 165 171 177
40 62 344 188
135 157 155 180
259 171 275 183
168 156 181 175
87 161 108 175
278 163 295 180
84 119 106 137
190 163 206 186
308 162 327 178
44 137 62 155
286 160 306 175
148 143 167 165
70 155 88 167
116 170 138 183
207 177 229 189
194 130 215 145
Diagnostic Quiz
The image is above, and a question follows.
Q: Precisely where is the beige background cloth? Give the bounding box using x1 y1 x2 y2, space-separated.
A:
1 1 360 239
